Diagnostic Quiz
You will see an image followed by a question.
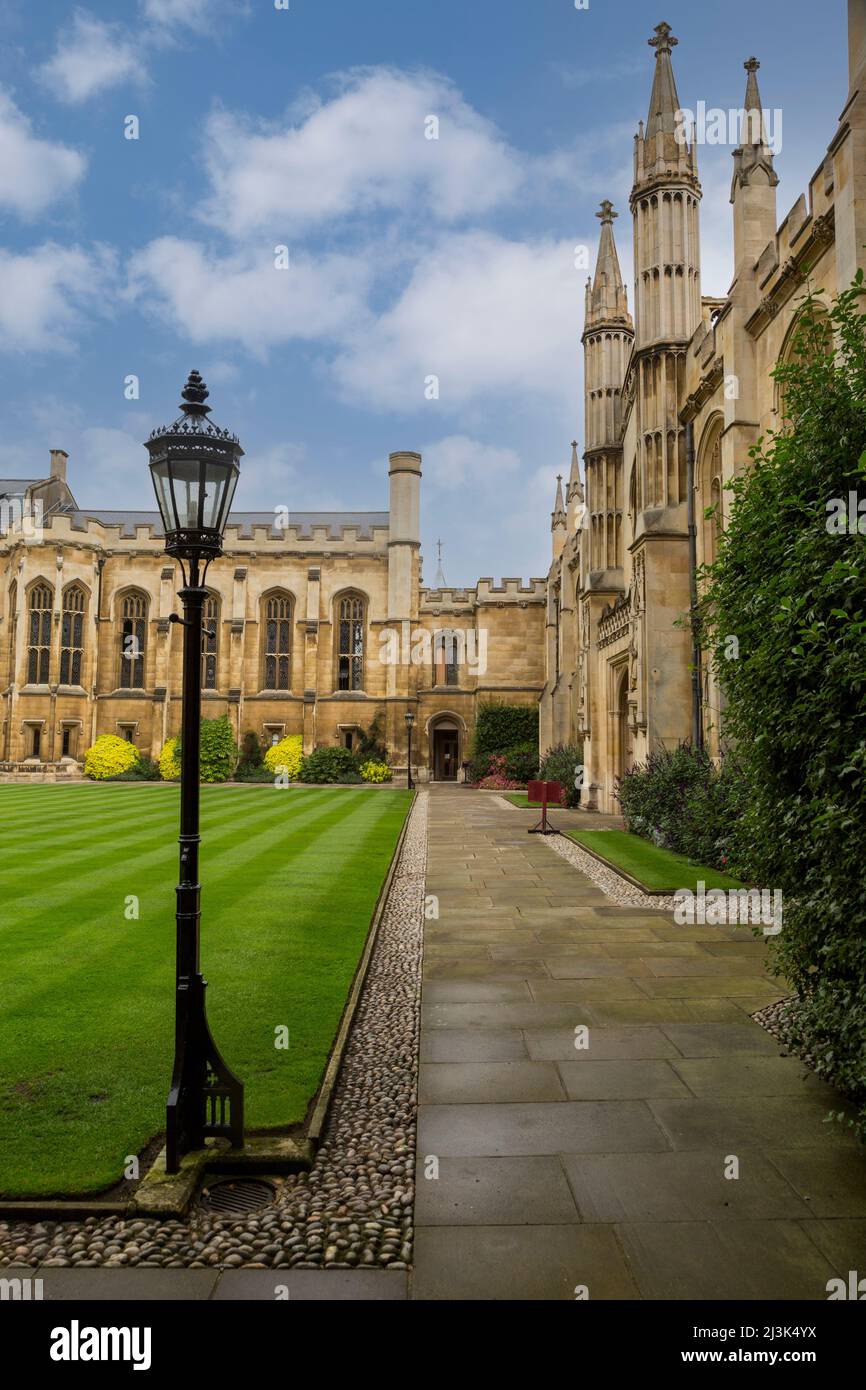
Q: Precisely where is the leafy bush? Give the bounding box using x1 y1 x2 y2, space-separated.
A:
159 737 181 782
617 744 746 872
84 735 140 781
354 713 388 765
110 755 161 782
476 753 524 791
234 764 276 783
199 715 237 784
473 703 539 762
359 759 392 783
503 742 539 784
539 742 584 808
697 277 866 1136
299 745 358 783
237 730 263 772
263 733 303 780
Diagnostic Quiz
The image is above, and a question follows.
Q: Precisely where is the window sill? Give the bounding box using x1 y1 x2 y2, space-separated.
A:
19 685 51 695
57 685 87 696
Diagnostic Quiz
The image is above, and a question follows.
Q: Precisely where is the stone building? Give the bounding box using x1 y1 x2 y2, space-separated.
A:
541 6 866 812
0 442 546 780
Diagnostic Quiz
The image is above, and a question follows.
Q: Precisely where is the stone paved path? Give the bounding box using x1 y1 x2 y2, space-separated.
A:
412 787 866 1300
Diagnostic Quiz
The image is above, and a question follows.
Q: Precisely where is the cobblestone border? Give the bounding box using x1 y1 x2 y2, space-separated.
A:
492 797 680 913
0 792 428 1272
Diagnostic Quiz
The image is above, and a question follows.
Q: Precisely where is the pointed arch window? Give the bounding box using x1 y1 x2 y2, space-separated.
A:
337 593 366 691
7 580 17 672
60 584 86 685
119 591 147 689
262 591 292 690
433 630 460 687
27 583 52 684
202 593 219 690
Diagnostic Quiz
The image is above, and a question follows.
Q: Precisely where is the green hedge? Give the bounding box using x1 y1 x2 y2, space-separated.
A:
473 703 539 762
616 744 745 871
698 276 866 1137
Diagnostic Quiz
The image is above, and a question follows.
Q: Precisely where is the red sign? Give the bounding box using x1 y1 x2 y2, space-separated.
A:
528 780 564 806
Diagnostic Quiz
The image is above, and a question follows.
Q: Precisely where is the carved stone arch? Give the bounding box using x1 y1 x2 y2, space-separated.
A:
697 412 725 568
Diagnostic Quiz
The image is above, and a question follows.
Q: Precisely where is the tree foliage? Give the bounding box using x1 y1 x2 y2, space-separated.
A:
697 275 866 1135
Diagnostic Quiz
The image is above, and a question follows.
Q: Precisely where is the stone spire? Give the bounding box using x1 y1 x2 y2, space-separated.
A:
730 58 778 195
585 201 632 331
645 21 681 139
730 57 779 271
567 440 583 506
551 473 567 560
633 22 700 195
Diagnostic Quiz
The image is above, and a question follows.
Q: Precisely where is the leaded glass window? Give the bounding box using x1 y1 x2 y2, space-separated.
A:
337 594 365 691
202 594 219 690
263 592 291 690
60 585 86 685
27 583 52 684
120 592 147 689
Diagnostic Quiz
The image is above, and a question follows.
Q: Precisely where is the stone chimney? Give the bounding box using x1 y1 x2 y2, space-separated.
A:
49 449 68 482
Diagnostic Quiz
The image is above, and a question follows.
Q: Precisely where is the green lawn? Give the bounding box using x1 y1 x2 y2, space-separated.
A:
505 792 555 809
0 783 411 1198
568 830 746 893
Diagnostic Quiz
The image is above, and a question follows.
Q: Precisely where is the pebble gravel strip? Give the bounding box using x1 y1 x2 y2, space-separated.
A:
0 792 428 1273
504 800 820 1080
493 798 682 913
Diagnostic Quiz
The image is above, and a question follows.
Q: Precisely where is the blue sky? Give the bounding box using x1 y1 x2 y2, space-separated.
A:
0 0 849 583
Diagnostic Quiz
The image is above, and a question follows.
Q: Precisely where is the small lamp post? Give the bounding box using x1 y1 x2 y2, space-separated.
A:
145 370 245 1174
405 709 415 791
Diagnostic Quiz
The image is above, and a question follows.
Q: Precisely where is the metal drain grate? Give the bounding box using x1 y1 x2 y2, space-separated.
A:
200 1178 276 1215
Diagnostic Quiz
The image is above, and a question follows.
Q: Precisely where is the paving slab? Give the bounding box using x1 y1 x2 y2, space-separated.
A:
419 1061 566 1104
556 1059 691 1100
213 1270 409 1301
414 787 863 1303
411 1225 639 1300
562 1150 812 1223
414 1155 579 1226
616 1219 842 1300
418 1099 670 1156
32 1269 219 1301
421 1027 529 1063
523 1025 679 1061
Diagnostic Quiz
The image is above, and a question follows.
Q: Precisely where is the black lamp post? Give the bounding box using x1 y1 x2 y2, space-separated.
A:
405 710 415 791
145 370 245 1174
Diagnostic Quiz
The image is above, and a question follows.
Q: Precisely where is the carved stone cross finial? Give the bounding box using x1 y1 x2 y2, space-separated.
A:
649 21 678 56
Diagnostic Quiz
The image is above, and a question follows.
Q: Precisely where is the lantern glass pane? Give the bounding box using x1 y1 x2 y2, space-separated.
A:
150 460 175 532
202 461 229 531
170 459 204 530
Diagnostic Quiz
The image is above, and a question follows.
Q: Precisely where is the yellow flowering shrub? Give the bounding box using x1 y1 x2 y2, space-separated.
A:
84 734 140 781
263 733 304 780
159 737 181 781
359 759 392 783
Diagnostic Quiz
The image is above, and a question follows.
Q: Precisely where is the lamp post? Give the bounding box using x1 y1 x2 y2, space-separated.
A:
145 370 245 1174
405 709 415 791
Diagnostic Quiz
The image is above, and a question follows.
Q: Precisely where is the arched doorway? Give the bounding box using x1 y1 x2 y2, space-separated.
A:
429 717 460 781
617 668 632 782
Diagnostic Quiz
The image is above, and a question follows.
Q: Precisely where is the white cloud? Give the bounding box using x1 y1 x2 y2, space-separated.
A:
129 237 373 356
0 243 115 352
0 90 86 217
141 0 211 24
200 69 523 237
38 12 147 104
332 231 581 413
419 435 522 490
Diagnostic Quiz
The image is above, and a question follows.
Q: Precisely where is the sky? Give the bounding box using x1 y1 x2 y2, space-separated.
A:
0 0 850 585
